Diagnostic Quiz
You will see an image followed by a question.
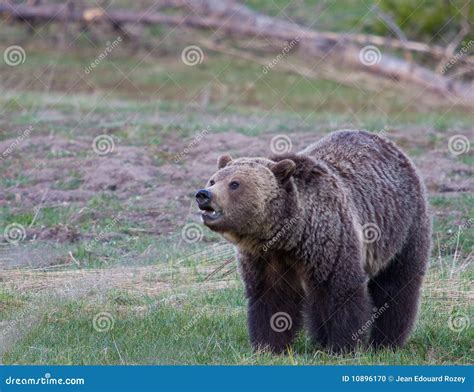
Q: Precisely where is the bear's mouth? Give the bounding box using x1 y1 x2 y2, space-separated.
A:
199 205 222 221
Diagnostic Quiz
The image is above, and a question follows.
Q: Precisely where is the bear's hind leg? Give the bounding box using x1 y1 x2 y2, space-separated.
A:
368 223 430 349
307 263 372 353
305 287 329 348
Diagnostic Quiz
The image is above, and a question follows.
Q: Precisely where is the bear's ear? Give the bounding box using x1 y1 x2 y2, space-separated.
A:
217 154 233 169
270 159 296 182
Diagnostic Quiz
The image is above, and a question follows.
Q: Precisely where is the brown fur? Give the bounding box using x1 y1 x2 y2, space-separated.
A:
197 130 431 353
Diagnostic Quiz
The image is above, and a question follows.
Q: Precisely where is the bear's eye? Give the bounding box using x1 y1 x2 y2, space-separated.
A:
229 181 240 190
209 179 215 186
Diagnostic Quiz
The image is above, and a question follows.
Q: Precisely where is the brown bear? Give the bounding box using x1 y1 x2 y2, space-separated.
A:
195 130 431 353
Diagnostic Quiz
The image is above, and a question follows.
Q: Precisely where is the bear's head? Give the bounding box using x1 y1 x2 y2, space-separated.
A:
195 154 298 247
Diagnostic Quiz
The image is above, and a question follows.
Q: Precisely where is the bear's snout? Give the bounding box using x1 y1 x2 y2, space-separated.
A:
195 189 212 208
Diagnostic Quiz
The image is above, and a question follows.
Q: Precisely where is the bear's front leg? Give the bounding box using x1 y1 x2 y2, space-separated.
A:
240 254 304 354
308 262 372 353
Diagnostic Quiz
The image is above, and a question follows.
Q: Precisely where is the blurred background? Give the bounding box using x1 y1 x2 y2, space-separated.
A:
0 0 472 365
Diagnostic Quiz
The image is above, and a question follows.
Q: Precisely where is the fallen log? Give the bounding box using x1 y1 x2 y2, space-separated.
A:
1 0 473 103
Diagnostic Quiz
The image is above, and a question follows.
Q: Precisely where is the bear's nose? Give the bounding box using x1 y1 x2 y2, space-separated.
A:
195 189 212 206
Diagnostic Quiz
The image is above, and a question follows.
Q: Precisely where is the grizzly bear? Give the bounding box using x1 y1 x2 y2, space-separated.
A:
195 130 431 353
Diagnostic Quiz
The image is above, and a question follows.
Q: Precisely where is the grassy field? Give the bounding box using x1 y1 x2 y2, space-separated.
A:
0 3 473 365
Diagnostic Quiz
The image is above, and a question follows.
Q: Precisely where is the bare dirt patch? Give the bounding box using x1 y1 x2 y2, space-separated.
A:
1 127 472 245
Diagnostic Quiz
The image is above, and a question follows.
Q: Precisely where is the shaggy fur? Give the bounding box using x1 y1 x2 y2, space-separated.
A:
196 130 431 353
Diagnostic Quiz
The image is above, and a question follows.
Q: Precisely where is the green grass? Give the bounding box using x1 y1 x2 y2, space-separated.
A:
3 268 472 365
0 291 28 321
0 13 472 366
0 43 472 131
246 0 375 33
431 194 473 255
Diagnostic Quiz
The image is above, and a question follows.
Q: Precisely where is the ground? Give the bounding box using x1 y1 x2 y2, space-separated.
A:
0 22 472 364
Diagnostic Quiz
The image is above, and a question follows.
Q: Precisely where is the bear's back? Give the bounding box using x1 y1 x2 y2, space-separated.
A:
300 130 427 275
